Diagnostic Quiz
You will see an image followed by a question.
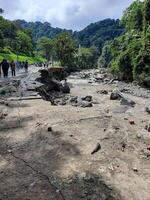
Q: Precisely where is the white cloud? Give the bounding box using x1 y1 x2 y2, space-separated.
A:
0 0 134 30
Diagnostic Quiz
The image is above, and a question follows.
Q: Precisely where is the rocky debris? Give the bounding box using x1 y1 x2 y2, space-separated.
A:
97 90 108 95
32 69 71 105
78 101 93 108
91 143 101 155
145 124 150 132
81 95 92 102
142 149 150 157
110 90 136 107
118 82 150 98
145 105 150 114
69 95 93 108
0 107 8 120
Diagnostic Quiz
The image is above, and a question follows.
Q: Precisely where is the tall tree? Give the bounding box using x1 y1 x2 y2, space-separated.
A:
37 37 54 61
55 32 76 67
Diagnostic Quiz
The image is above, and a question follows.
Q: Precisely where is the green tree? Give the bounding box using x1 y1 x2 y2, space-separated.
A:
98 42 112 68
75 46 99 69
122 0 143 31
0 30 4 50
15 30 33 55
55 32 76 67
37 37 54 61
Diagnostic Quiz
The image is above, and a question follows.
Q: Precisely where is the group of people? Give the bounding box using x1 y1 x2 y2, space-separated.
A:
0 59 29 78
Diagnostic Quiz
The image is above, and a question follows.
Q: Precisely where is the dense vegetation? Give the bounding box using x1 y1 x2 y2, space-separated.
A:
74 19 124 50
0 16 34 56
98 0 150 87
13 20 72 42
0 15 124 66
0 14 46 63
14 18 124 51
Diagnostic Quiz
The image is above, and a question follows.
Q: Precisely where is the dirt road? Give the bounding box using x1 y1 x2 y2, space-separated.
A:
0 70 150 200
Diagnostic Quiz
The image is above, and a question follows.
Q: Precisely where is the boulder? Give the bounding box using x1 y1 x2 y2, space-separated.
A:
110 89 136 107
110 90 121 100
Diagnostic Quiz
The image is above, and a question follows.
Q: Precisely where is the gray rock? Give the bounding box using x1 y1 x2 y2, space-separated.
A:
78 101 93 108
145 105 150 114
110 90 121 100
81 95 92 102
97 90 108 95
120 97 135 107
110 89 136 107
62 81 70 94
145 124 150 132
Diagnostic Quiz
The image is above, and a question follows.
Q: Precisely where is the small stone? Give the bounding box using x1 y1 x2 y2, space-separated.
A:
133 167 138 172
129 120 135 125
47 127 52 132
91 143 101 155
145 105 150 114
97 90 108 95
136 134 142 139
147 146 150 151
124 118 128 120
7 150 12 153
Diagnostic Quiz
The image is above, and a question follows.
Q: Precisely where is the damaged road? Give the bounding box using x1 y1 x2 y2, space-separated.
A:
0 67 150 200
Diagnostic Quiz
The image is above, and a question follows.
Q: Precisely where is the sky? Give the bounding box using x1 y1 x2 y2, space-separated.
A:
0 0 134 30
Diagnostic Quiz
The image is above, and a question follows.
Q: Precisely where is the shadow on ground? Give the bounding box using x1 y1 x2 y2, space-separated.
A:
0 124 122 200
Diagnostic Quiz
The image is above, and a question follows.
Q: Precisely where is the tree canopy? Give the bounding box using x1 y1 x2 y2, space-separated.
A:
98 0 150 87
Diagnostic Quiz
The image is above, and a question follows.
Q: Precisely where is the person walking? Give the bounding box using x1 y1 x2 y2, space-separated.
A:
1 59 9 78
10 60 16 77
24 60 28 73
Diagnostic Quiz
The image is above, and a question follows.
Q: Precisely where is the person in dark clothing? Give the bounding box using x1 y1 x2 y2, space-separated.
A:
24 60 28 73
1 59 9 78
10 60 16 77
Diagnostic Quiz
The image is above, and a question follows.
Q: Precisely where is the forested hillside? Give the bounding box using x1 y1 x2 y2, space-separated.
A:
13 20 72 42
98 0 150 87
74 19 124 50
14 18 124 51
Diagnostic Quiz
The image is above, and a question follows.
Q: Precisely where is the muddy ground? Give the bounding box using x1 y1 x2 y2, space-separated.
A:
0 68 150 200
